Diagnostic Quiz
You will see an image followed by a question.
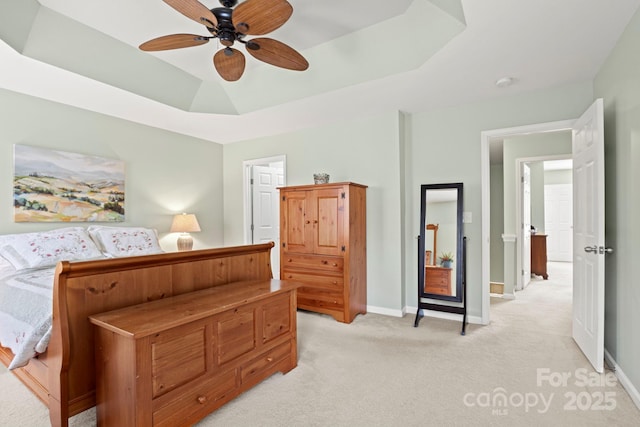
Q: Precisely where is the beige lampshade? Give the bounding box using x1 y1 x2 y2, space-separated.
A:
170 213 201 233
171 213 200 251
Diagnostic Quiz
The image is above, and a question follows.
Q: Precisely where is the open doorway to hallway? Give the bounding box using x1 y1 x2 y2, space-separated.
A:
481 121 572 323
243 156 286 278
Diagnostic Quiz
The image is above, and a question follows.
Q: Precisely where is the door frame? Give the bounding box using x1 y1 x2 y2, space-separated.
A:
242 155 287 244
480 120 574 325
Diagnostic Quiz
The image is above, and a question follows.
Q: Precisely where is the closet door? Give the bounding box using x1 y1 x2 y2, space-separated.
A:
312 187 345 256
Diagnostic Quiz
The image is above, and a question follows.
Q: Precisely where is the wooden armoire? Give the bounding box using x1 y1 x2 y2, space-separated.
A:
279 182 367 323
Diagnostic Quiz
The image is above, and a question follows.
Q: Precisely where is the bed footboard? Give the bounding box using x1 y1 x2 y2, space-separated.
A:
44 242 274 427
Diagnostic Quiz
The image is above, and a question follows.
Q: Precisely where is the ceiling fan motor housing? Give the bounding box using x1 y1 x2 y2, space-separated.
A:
212 7 238 45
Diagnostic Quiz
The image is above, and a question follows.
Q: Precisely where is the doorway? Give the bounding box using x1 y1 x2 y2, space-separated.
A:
515 155 573 292
481 100 606 373
243 155 286 278
480 119 575 324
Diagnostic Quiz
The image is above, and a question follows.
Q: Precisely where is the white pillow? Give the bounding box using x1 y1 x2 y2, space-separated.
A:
87 226 163 257
0 227 104 271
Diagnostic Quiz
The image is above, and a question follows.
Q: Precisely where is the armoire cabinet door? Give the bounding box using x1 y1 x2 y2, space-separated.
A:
281 187 345 256
281 190 314 254
312 187 345 256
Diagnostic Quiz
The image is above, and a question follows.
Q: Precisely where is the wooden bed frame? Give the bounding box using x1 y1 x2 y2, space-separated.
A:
0 242 274 427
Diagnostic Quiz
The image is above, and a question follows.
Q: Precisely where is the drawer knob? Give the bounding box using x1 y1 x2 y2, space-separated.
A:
288 258 292 262
332 263 338 267
197 396 207 404
266 357 274 362
305 220 311 224
321 260 328 264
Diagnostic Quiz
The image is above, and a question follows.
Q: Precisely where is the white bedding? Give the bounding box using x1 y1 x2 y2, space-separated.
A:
0 226 164 369
0 265 55 369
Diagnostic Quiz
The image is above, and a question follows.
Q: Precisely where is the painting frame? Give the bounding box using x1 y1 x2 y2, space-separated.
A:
13 145 125 222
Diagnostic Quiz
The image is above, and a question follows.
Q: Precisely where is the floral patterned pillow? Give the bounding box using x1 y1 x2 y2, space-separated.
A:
0 227 104 271
88 226 163 257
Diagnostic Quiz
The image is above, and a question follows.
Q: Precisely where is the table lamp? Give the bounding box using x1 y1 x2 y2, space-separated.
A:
170 213 201 251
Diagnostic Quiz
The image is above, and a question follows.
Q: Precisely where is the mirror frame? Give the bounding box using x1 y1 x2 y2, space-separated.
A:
418 182 464 302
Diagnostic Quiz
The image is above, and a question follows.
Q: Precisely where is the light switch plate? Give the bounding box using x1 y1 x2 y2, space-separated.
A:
463 211 472 223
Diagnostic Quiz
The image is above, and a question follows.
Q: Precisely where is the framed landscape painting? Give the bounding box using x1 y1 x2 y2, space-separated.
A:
13 145 125 222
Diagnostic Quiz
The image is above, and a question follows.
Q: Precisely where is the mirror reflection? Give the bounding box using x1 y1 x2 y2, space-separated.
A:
419 184 463 302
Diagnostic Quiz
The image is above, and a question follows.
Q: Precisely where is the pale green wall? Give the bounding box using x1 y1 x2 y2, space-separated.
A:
530 161 545 234
406 83 591 314
490 164 504 283
594 6 640 397
0 89 225 251
223 111 405 313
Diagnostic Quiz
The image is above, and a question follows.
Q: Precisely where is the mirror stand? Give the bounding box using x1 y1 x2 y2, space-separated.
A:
413 182 467 334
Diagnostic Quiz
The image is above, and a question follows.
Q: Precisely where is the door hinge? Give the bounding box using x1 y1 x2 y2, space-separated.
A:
341 192 345 199
341 245 346 252
250 224 254 231
250 178 254 185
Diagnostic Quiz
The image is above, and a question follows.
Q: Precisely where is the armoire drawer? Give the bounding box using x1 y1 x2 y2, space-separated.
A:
282 253 343 273
281 271 343 289
297 287 344 310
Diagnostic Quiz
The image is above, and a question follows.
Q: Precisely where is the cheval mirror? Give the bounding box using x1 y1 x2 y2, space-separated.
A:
414 182 467 334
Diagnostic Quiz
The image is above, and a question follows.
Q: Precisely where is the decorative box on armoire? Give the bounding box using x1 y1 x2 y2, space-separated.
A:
279 182 367 323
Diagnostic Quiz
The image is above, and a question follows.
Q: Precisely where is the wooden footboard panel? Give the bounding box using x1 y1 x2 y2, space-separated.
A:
7 242 274 427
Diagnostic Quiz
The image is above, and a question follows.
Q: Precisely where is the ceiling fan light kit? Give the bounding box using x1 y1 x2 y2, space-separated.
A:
140 0 309 82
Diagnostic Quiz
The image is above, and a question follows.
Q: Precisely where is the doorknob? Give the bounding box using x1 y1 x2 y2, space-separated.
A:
599 246 613 254
584 245 598 253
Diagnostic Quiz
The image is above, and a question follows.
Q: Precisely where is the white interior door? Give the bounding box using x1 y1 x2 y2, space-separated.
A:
572 98 605 373
521 163 532 289
545 183 573 262
251 164 284 278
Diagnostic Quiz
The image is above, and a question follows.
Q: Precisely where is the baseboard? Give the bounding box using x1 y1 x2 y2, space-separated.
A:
367 305 404 318
367 304 483 325
604 349 640 411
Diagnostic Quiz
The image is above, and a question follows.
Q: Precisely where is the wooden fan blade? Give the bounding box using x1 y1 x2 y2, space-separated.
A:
214 48 246 81
246 38 308 71
163 0 218 27
233 0 293 35
139 34 209 51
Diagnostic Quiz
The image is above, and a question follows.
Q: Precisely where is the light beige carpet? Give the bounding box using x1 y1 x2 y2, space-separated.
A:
1 262 638 426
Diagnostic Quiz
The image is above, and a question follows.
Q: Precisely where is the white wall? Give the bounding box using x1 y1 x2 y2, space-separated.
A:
0 89 225 251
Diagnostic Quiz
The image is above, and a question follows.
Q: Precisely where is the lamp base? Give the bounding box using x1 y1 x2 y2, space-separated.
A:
176 234 193 251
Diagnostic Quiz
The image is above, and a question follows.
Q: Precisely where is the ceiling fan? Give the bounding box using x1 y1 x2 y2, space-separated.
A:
139 0 309 82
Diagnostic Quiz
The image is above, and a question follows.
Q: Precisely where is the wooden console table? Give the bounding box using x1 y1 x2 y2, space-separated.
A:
531 234 548 279
89 279 300 427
